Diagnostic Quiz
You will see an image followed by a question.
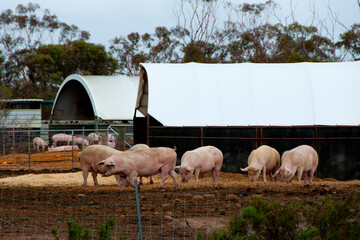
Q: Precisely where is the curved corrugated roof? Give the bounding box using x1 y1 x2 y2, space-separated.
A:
52 74 141 120
138 61 360 126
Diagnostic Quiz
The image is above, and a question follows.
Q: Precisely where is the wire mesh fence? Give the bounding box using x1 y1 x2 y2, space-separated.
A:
0 126 133 171
1 186 358 240
0 187 246 239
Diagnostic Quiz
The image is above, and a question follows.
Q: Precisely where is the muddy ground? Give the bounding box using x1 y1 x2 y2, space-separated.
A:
0 151 360 239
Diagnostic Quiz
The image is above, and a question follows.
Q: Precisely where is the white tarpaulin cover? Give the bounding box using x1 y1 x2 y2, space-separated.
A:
140 61 360 126
53 74 141 120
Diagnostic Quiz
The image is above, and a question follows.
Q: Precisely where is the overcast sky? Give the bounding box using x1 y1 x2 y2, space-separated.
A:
1 0 359 48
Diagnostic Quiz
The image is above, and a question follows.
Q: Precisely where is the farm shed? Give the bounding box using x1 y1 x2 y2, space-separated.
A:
0 99 53 129
134 61 360 180
51 74 142 122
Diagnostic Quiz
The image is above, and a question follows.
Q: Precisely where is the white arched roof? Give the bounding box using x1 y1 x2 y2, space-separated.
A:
138 61 360 126
52 74 141 120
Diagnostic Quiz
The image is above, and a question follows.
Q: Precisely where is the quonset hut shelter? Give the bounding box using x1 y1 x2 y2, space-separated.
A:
134 61 360 180
50 74 143 147
52 74 141 123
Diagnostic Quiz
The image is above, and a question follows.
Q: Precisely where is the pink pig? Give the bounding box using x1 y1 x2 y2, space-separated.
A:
240 145 280 182
175 146 223 183
273 145 319 183
52 133 73 147
73 136 90 147
48 145 79 152
87 133 102 145
128 144 153 184
97 147 178 191
78 145 121 186
33 137 48 152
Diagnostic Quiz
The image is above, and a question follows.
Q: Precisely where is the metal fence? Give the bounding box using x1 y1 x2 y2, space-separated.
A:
0 186 357 240
0 125 134 171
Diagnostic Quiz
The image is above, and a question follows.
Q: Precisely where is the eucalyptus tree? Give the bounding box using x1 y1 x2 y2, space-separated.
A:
0 3 89 97
21 40 118 99
338 24 360 60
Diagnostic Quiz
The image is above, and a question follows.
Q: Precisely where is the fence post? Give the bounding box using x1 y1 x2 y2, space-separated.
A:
71 130 74 170
2 130 5 155
12 128 15 153
28 130 31 170
134 179 143 240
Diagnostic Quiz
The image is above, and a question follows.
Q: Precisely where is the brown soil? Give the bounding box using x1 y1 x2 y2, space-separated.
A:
0 151 360 239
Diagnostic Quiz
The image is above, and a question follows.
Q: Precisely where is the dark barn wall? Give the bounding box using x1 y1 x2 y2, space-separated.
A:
134 119 360 180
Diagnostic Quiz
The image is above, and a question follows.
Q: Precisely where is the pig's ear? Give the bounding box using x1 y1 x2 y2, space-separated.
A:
240 166 249 172
186 167 194 173
97 160 106 166
174 166 181 170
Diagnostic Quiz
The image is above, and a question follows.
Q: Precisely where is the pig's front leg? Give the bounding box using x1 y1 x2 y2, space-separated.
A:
115 174 122 186
296 168 304 182
194 168 201 183
128 171 138 188
262 166 267 182
120 177 127 191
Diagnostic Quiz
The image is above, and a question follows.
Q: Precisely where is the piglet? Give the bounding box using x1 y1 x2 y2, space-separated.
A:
273 145 318 183
175 146 223 183
241 145 280 182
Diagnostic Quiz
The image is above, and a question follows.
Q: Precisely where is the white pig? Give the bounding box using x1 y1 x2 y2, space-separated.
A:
52 133 73 147
33 137 48 152
73 136 90 147
128 144 153 184
273 145 319 183
107 134 116 148
48 145 79 152
78 145 121 186
87 133 102 145
240 145 280 182
97 147 178 191
175 146 223 183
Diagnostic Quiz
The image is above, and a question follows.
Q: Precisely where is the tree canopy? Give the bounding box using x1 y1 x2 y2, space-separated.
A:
0 1 359 99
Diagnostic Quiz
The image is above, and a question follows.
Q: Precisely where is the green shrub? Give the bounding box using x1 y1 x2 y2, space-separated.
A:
67 219 92 240
199 194 360 240
307 194 360 240
97 218 116 240
52 217 125 240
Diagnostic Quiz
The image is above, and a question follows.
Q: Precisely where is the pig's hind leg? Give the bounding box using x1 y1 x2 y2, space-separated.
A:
158 170 168 188
91 169 99 185
168 169 178 187
303 171 308 183
81 165 89 186
308 168 316 183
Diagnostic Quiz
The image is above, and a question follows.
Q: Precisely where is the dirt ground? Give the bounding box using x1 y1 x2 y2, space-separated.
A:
0 151 360 239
